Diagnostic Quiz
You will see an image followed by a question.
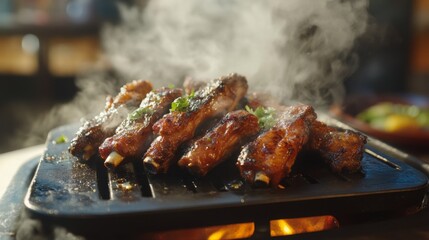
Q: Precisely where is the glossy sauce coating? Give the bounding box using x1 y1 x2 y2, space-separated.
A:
69 80 153 160
143 73 248 174
237 105 317 187
179 110 260 176
307 121 367 173
99 87 183 160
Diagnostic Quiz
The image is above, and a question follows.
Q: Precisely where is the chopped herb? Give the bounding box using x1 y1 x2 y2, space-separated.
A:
53 134 68 144
170 90 195 112
129 107 153 120
168 84 175 89
245 105 277 130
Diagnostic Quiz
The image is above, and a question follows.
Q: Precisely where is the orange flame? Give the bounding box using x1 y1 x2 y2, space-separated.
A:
270 215 339 237
140 216 338 239
207 223 254 240
139 222 254 240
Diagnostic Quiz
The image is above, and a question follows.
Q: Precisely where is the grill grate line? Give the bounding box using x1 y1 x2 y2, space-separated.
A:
95 160 110 200
132 160 153 197
107 162 144 200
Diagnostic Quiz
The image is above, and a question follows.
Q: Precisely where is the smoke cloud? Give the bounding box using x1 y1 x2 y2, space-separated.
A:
6 0 371 177
9 70 120 149
11 0 369 150
103 0 369 107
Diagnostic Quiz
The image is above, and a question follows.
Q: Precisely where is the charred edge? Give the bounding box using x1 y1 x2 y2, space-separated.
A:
95 160 110 200
132 160 153 197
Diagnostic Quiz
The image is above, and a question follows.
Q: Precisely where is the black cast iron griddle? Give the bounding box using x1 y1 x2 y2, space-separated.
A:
24 122 428 234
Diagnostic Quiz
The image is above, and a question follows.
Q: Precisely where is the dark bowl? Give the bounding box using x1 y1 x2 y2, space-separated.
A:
331 94 429 151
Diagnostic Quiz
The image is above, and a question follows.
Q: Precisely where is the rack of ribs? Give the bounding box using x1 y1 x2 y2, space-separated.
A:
143 73 248 174
178 110 260 176
237 105 317 187
99 87 183 168
69 80 153 160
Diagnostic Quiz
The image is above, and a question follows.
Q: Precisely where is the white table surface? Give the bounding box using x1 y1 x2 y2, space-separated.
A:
0 145 45 199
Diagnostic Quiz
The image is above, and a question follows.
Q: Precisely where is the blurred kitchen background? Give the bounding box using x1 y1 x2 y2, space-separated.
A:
0 0 428 153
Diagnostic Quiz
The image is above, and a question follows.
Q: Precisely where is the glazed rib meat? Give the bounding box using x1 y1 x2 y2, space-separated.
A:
69 80 153 160
99 87 183 168
178 110 260 176
143 73 248 174
307 121 367 173
237 105 317 187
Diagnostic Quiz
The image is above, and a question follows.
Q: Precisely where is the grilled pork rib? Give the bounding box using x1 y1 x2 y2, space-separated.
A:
178 110 260 176
99 87 183 168
69 80 153 160
307 121 367 173
237 105 317 187
143 73 248 174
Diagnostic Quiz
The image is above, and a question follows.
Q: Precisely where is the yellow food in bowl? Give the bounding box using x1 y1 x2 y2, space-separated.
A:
357 102 429 133
383 114 420 132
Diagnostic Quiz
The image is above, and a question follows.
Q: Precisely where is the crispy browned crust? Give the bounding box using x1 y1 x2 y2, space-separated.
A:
237 105 317 187
178 110 260 176
183 77 207 95
307 121 367 173
108 80 154 109
69 80 153 160
99 87 183 160
143 73 248 174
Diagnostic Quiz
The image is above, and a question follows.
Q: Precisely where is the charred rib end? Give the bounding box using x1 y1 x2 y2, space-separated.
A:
143 157 160 174
254 172 270 187
104 151 124 169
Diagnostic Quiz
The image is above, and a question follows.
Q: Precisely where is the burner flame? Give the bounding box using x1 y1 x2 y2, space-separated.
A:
270 215 339 237
140 215 338 239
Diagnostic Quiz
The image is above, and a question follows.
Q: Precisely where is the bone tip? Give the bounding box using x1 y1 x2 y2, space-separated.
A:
143 157 160 174
104 151 124 169
253 172 270 187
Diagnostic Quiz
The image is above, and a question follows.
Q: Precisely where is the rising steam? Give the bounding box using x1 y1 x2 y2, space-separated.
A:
12 0 369 150
103 0 369 107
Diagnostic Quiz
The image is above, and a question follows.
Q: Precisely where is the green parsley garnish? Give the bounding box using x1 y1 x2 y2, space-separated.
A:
53 134 68 144
245 105 277 130
129 107 153 120
170 91 195 112
168 84 175 89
